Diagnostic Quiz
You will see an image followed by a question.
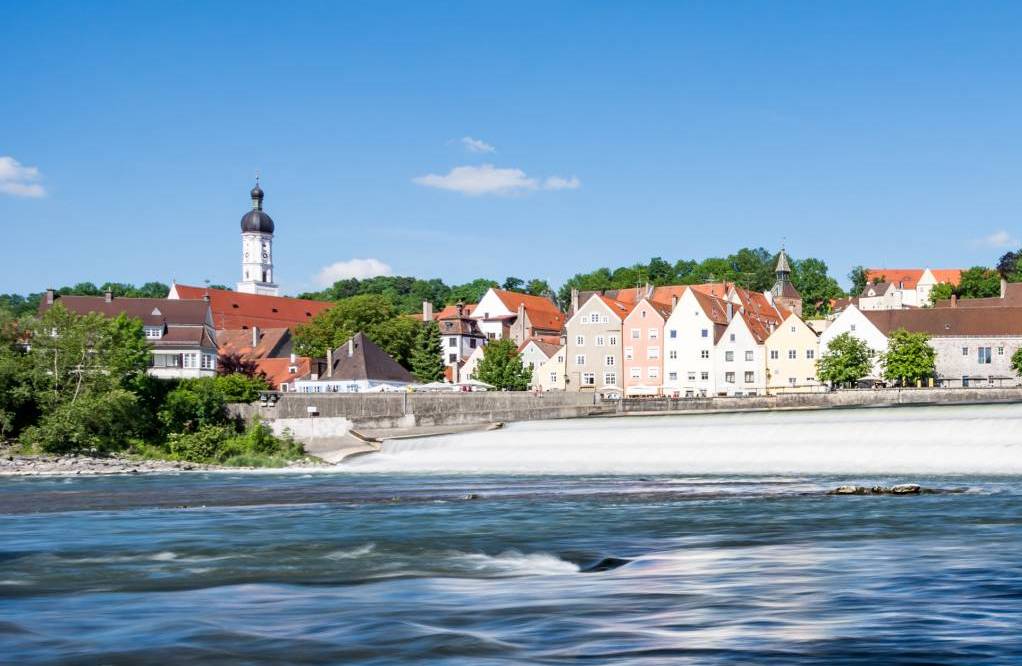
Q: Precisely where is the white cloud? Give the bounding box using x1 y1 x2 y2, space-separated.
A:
413 164 581 196
976 230 1019 249
543 175 581 191
461 136 496 154
0 156 46 198
314 258 393 286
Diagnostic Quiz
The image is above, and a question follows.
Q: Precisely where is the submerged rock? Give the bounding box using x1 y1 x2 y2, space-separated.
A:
829 483 956 496
831 485 869 495
890 484 922 495
581 557 632 573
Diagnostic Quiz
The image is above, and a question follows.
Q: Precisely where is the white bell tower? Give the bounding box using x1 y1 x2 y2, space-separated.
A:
236 178 279 296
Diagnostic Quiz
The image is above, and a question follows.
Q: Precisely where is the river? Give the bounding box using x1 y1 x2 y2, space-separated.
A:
2 404 1021 664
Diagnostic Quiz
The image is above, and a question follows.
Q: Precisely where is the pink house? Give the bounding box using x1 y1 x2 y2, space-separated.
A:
622 297 672 396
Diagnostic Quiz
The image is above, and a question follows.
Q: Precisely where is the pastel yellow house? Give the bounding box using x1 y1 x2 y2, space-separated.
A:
764 312 824 393
534 345 567 391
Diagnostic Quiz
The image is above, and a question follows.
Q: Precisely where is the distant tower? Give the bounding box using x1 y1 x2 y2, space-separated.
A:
236 179 279 296
771 247 803 317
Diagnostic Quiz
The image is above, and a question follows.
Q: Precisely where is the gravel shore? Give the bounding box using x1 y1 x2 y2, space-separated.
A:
0 448 330 476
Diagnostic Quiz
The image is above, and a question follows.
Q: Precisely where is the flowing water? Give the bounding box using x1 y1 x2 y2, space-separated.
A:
2 404 1022 664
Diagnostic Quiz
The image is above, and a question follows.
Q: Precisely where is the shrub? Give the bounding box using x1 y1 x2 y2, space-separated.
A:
158 380 228 433
212 373 270 403
166 424 236 463
165 421 304 464
21 389 138 454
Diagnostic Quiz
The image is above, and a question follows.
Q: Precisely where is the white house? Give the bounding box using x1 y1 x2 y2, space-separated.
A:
472 288 565 345
714 311 770 396
518 339 561 385
294 333 414 393
818 305 888 377
534 345 567 391
663 287 730 398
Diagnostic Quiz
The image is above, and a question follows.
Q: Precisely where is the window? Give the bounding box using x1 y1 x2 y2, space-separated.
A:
182 353 197 368
962 347 969 356
789 377 797 386
647 347 660 359
630 367 641 379
582 372 595 385
201 354 215 370
669 350 677 359
701 372 709 380
604 372 617 385
550 372 558 383
631 328 640 339
701 329 709 338
725 351 734 362
729 333 736 342
144 326 162 339
648 367 659 379
448 353 457 363
700 350 710 359
487 332 495 340
687 372 696 381
448 338 457 348
596 336 605 346
557 355 564 363
978 347 992 364
770 350 779 360
648 328 658 340
669 372 678 381
575 354 586 366
605 355 615 367
806 349 815 359
609 335 618 346
602 315 609 324
670 329 677 339
725 372 735 383
744 371 755 383
998 346 1004 356
745 351 754 362
788 350 797 360
470 339 477 348
640 310 646 318
790 325 796 333
624 347 634 360
850 324 857 332
576 335 585 346
589 313 599 323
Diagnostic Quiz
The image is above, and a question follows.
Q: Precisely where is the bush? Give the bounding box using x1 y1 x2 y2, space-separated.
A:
165 421 304 465
167 424 236 463
212 373 270 403
21 389 138 454
158 380 228 433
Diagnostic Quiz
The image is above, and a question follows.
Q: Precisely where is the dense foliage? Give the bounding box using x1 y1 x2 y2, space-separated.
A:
956 267 1002 299
816 332 874 387
929 282 955 305
292 294 421 366
410 321 445 382
473 338 532 390
1 305 299 465
997 249 1022 282
881 329 936 386
1012 347 1022 378
0 282 171 318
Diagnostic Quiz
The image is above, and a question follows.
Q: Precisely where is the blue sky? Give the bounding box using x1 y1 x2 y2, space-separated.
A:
3 1 1022 295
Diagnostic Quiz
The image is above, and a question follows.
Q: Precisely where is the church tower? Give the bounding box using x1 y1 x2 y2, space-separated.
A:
236 179 279 296
771 247 803 317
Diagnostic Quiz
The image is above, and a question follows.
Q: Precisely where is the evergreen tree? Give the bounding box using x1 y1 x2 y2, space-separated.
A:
411 321 445 382
817 332 874 387
881 328 936 386
473 338 532 390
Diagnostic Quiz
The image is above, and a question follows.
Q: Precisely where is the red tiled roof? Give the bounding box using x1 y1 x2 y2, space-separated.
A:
256 357 313 390
864 269 964 290
529 334 563 347
171 284 332 331
436 303 477 319
690 289 730 326
526 308 566 332
216 327 291 361
597 295 635 320
493 289 560 314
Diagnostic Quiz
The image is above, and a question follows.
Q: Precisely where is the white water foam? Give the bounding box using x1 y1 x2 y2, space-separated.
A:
324 543 376 560
344 404 1022 475
446 550 580 576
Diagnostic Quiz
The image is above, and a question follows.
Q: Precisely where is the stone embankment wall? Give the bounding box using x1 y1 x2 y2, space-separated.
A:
616 387 1022 414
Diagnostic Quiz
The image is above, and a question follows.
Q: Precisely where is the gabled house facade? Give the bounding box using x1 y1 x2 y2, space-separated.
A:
472 288 565 346
818 305 888 378
622 297 671 396
294 332 414 393
765 312 822 393
715 311 770 396
434 302 486 380
533 344 567 391
663 288 730 398
564 294 631 395
862 268 964 308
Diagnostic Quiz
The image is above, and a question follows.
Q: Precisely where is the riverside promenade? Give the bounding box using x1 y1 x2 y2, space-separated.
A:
232 387 1022 462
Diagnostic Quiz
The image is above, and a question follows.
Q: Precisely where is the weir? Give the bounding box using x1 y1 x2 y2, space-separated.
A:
344 403 1022 475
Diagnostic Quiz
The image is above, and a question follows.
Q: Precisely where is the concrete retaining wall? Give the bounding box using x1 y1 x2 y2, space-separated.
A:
617 387 1022 414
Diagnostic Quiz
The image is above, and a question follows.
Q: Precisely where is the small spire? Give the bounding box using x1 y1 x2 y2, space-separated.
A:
250 174 264 210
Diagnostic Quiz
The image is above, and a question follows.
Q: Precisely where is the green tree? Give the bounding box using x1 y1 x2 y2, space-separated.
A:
816 332 874 387
473 338 532 390
881 329 936 386
370 316 421 368
448 278 499 305
0 311 32 438
1012 347 1022 377
410 320 445 382
792 258 844 317
848 266 869 296
957 266 1001 298
997 250 1022 282
158 379 229 434
293 294 396 357
502 277 525 292
525 279 552 297
929 282 955 305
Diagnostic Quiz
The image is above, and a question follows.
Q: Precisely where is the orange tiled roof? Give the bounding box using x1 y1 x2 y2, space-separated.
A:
255 356 313 389
493 289 560 313
864 269 964 290
216 327 290 361
171 284 332 331
436 303 477 319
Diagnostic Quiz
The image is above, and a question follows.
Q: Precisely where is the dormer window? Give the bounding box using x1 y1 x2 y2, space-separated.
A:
144 326 163 339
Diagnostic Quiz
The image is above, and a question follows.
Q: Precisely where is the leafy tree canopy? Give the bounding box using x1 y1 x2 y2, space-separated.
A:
817 332 874 387
292 294 420 367
410 320 445 382
881 328 936 385
848 266 868 297
957 266 1002 299
472 338 532 391
792 258 843 317
929 282 955 305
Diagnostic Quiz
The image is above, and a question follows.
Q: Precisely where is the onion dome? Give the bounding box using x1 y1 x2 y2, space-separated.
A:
240 180 274 233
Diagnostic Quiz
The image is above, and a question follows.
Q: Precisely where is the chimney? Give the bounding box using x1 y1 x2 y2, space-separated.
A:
203 293 210 303
325 347 333 378
671 294 678 309
422 300 434 322
1001 278 1008 299
104 290 113 303
45 289 54 305
571 288 580 315
726 302 734 321
951 294 957 309
348 337 354 357
456 301 465 317
290 352 297 363
252 326 260 347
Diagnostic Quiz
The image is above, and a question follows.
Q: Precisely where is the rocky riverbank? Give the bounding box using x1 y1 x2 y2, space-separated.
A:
0 447 331 476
